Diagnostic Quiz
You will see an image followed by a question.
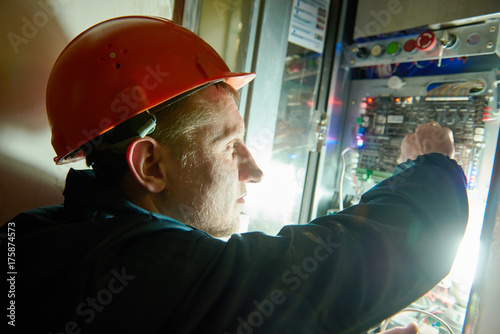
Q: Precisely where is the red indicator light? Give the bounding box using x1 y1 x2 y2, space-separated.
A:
394 97 401 103
406 97 412 103
366 97 374 104
404 39 417 53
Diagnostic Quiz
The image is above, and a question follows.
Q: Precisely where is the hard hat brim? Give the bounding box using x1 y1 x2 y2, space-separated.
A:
53 72 256 165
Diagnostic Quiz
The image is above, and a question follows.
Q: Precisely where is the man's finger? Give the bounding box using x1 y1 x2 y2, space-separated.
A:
381 322 419 334
442 127 454 143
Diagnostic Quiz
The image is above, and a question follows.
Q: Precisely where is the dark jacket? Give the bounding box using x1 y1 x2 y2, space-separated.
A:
4 153 468 333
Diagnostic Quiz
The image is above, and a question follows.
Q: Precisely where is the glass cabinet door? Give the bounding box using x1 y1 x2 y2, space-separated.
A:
243 0 332 235
247 43 324 234
192 0 333 235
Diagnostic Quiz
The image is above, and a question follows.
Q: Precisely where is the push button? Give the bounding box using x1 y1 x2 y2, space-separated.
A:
416 31 436 51
467 33 480 45
371 44 384 57
387 42 401 55
404 39 417 53
356 47 370 59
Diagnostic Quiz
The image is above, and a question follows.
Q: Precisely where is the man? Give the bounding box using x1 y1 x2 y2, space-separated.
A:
4 17 467 333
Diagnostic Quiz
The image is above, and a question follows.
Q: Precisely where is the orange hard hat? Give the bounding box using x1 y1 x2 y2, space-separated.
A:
47 16 256 164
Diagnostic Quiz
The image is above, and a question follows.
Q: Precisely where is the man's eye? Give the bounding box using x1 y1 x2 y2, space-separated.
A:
226 141 236 152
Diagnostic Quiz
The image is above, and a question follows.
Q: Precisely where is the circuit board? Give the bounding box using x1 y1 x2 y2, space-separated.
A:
355 95 490 189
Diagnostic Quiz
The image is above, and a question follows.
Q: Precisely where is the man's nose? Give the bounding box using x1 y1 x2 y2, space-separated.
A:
238 146 263 183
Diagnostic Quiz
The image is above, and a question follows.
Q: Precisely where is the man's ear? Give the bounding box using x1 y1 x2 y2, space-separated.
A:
126 137 166 193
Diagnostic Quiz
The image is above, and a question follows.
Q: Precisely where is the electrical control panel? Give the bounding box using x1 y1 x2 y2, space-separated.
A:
340 71 499 204
337 70 499 334
355 94 490 189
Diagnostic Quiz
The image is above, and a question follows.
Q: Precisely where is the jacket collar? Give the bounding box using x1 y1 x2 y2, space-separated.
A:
63 168 158 221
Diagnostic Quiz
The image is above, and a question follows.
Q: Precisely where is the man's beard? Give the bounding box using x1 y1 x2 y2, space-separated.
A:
168 184 241 238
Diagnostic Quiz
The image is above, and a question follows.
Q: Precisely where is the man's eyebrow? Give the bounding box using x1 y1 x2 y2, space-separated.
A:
211 124 246 144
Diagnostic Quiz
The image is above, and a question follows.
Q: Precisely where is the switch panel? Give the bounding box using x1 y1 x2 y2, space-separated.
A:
347 20 500 67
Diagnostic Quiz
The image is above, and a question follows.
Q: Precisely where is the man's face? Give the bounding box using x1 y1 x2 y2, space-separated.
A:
159 85 263 237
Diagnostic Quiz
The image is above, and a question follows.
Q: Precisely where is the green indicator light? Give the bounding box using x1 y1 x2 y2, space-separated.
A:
387 42 400 55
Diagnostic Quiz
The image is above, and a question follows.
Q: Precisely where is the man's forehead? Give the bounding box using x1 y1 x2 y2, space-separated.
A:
195 84 245 141
211 112 245 143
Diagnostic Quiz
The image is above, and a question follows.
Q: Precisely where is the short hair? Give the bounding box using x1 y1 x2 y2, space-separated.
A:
149 81 239 166
85 82 239 187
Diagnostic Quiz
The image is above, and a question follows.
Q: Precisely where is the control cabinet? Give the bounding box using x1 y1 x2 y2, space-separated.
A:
338 71 498 210
315 7 500 331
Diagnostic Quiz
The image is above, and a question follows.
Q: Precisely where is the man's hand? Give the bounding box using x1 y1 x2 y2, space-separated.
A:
398 122 455 164
381 322 419 334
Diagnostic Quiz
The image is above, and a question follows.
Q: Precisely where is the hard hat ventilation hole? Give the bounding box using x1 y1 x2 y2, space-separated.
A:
98 57 105 64
121 49 128 55
107 43 113 49
115 63 121 69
